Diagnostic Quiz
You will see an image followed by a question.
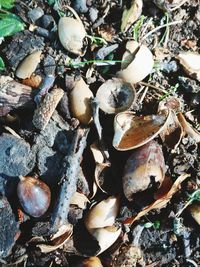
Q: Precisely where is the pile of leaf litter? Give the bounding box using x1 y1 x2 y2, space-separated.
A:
0 0 200 266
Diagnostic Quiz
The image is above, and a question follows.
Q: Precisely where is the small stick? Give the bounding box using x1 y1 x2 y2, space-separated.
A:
139 81 169 94
50 127 89 232
169 0 188 11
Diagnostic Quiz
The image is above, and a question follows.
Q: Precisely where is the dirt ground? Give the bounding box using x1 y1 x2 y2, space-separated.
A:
0 0 199 266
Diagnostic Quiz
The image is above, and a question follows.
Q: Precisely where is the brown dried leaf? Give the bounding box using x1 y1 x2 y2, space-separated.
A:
123 173 190 225
178 112 200 143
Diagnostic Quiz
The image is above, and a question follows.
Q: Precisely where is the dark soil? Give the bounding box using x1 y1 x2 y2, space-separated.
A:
0 0 199 267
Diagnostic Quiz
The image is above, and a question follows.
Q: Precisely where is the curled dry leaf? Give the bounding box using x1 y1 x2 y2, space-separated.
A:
96 78 136 114
22 74 42 88
113 110 169 151
189 204 200 225
30 224 73 253
90 142 111 196
70 77 94 125
123 173 190 225
85 196 120 230
177 113 200 143
90 225 122 256
123 141 166 201
70 192 90 209
33 88 64 130
121 0 143 32
117 41 154 84
58 16 86 55
0 76 33 117
160 110 183 149
16 51 42 79
177 52 200 82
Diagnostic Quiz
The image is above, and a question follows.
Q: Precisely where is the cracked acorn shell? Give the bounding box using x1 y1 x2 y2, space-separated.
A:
117 41 154 84
96 78 136 114
113 110 169 151
58 17 86 55
84 196 120 230
69 77 94 125
77 257 103 267
123 140 166 201
16 51 42 79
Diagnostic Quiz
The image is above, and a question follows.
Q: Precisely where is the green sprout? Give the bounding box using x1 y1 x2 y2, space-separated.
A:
132 15 145 42
144 220 160 229
86 35 107 46
159 83 179 101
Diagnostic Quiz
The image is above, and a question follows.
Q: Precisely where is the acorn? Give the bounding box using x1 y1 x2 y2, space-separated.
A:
17 176 51 217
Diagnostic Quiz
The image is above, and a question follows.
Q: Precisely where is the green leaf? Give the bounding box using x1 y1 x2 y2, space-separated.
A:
0 17 24 37
47 0 55 5
0 12 22 21
0 0 15 9
0 56 5 71
144 222 153 228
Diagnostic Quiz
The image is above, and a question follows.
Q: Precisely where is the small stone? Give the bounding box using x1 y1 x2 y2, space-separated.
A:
40 14 55 29
0 196 19 258
0 133 35 177
43 55 56 76
35 27 50 39
89 7 98 22
28 7 44 23
73 0 88 13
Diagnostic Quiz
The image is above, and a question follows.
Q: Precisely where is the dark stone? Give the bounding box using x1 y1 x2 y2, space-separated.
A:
73 0 88 13
43 55 56 76
0 195 19 258
40 15 55 30
28 7 44 23
0 134 35 177
35 27 50 39
2 31 44 70
58 92 71 119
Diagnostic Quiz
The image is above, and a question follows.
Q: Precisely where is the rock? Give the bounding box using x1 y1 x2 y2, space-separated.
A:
0 134 35 177
0 196 20 258
28 7 44 23
89 7 98 23
35 27 50 39
73 0 88 13
40 14 55 29
43 55 56 76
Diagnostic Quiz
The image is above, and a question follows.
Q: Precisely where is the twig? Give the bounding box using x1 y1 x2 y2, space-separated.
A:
169 0 188 11
50 127 89 232
141 20 183 41
139 86 149 104
139 81 169 94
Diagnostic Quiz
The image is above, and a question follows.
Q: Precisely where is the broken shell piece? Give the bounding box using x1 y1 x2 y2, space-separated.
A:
85 196 120 230
160 110 183 149
189 204 200 225
90 226 121 255
78 257 103 267
123 141 166 200
117 41 154 84
33 88 64 130
177 52 200 82
69 78 94 125
158 96 183 113
0 76 33 117
96 78 136 114
16 51 42 79
58 17 86 55
70 192 90 209
121 0 143 32
177 113 200 143
113 110 169 151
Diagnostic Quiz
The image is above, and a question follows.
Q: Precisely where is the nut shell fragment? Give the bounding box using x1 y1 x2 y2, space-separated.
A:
189 204 200 225
33 88 64 130
123 141 166 200
16 51 42 79
69 78 93 125
85 196 120 230
113 110 169 151
96 78 136 114
117 41 154 84
58 17 86 55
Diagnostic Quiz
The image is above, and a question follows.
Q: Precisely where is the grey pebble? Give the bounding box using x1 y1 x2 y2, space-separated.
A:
89 7 98 23
28 7 44 23
40 14 55 29
73 0 88 13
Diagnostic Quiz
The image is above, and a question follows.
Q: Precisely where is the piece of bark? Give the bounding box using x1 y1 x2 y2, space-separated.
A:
50 127 89 232
0 76 33 117
0 196 20 259
33 88 64 130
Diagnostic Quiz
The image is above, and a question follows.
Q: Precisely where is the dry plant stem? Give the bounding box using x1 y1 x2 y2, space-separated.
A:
139 86 148 104
169 0 188 11
141 20 183 41
64 5 82 22
50 127 89 233
139 81 169 94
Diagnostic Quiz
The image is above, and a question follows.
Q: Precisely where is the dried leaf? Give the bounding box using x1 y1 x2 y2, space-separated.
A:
123 173 190 225
32 224 73 253
70 192 90 209
178 112 200 143
121 0 143 32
